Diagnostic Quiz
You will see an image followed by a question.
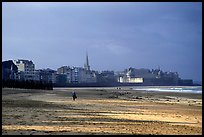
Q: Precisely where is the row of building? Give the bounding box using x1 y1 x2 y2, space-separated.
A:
2 54 97 85
2 54 193 86
117 67 182 86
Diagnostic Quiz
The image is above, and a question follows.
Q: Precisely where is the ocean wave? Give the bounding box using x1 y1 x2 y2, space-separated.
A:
133 86 202 94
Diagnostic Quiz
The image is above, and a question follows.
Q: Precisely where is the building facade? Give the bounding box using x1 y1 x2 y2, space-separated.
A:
118 67 180 85
57 66 97 84
118 68 144 83
13 59 35 81
2 60 18 80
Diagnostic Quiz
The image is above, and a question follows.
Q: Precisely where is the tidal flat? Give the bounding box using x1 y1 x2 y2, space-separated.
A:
2 87 202 135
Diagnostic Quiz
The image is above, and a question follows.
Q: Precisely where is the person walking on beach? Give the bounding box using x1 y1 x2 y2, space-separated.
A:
72 91 77 101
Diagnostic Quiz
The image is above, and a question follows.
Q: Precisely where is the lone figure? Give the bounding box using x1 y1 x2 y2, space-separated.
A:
72 91 77 101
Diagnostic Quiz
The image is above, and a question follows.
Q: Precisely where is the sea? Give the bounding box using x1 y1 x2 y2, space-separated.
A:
132 86 202 94
55 86 202 94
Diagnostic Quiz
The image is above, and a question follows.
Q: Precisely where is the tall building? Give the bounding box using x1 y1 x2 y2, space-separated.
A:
13 59 35 81
84 52 90 71
37 68 55 83
57 66 72 83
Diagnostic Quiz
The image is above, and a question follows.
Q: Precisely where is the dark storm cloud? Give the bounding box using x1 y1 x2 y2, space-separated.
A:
2 2 202 82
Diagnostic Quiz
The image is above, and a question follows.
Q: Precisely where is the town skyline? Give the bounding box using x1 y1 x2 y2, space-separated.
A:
2 56 198 85
2 2 202 82
3 58 195 87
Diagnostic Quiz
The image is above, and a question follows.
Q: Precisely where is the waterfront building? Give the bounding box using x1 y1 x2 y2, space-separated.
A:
71 67 97 83
2 60 18 80
118 67 180 85
71 67 81 83
34 70 40 81
56 66 96 84
57 66 72 83
56 74 67 86
38 68 55 83
13 59 35 81
96 70 117 83
51 71 58 84
118 68 144 83
118 76 143 83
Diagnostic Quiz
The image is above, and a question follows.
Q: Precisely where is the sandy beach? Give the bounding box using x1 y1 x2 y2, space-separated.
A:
2 87 202 135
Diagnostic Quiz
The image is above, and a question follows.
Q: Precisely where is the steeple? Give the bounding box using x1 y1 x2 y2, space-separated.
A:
84 52 90 71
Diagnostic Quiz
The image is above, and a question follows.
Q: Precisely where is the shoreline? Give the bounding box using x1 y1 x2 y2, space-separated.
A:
53 85 202 93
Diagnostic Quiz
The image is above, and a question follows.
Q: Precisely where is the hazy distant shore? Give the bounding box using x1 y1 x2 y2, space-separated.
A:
2 87 202 135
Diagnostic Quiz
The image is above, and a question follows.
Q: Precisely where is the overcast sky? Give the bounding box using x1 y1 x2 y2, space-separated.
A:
2 2 202 82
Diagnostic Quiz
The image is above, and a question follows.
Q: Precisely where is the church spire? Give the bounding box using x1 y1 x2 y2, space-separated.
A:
84 52 90 71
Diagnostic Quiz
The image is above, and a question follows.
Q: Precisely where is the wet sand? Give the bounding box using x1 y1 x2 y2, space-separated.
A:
2 87 202 135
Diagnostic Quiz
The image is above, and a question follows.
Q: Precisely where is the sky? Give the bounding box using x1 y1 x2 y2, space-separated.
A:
2 2 202 82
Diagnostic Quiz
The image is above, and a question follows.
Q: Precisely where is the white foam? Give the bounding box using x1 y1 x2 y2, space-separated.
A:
133 86 202 94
